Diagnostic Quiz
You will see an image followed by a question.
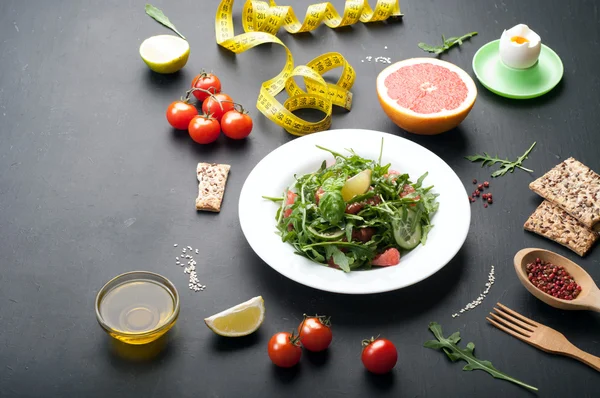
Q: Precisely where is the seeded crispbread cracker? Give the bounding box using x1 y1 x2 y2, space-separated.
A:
524 200 598 256
529 157 600 231
195 163 230 212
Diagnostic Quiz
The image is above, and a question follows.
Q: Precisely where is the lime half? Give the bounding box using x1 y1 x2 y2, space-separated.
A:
139 35 189 74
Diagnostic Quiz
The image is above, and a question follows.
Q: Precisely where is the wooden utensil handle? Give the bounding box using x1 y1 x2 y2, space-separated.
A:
564 345 600 372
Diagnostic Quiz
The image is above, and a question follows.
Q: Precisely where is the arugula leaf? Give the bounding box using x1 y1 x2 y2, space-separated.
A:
418 31 477 55
465 142 536 177
145 4 186 40
325 246 350 272
420 224 434 245
414 172 428 189
262 195 284 202
424 322 538 392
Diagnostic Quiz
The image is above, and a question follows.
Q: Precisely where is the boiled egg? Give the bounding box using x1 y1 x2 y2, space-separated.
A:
499 24 541 69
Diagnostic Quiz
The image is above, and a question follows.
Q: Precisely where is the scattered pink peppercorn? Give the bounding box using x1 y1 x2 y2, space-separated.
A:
487 198 493 204
478 184 484 191
484 203 488 208
473 179 477 184
526 258 581 300
483 181 490 188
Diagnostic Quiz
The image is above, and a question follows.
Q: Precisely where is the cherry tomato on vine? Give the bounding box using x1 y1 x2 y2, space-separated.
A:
191 72 222 102
221 110 253 140
361 337 397 374
297 316 332 352
188 115 221 144
166 101 198 130
202 93 234 122
268 332 302 368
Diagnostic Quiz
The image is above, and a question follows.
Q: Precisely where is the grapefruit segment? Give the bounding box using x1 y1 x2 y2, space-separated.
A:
376 58 477 135
372 248 400 267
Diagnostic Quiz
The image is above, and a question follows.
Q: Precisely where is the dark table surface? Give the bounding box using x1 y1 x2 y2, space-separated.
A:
1 0 600 397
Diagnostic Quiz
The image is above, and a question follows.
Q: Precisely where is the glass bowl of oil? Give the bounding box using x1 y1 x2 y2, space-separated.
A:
95 271 180 345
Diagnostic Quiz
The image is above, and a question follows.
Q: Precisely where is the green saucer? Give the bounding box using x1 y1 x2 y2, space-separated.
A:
472 39 563 99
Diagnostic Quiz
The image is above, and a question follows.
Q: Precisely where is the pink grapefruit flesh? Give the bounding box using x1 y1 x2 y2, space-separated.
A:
377 58 477 135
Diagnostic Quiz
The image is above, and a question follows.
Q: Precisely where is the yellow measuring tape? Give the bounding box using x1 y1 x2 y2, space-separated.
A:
215 0 402 136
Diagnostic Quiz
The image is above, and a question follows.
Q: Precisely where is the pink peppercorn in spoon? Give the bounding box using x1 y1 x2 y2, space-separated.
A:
514 248 600 312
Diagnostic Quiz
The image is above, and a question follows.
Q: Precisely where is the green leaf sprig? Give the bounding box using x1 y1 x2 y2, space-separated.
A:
465 142 536 177
418 32 477 55
424 322 538 392
145 4 186 40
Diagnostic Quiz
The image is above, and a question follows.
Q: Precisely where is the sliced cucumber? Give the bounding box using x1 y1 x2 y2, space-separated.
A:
392 209 422 250
307 226 345 241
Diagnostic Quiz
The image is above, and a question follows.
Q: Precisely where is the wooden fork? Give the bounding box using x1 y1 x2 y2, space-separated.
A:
487 303 600 372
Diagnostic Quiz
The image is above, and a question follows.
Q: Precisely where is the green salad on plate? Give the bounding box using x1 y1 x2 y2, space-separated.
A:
264 143 439 272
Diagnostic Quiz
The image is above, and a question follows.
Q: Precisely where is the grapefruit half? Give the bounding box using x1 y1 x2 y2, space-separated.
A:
376 58 477 135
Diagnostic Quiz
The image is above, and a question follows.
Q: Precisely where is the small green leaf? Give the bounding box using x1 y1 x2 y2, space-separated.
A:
415 172 429 189
145 4 186 40
447 331 461 345
262 195 284 202
466 142 536 178
418 31 477 55
424 322 538 392
465 342 475 354
319 191 345 225
443 349 461 361
418 42 440 53
424 340 445 349
325 246 350 272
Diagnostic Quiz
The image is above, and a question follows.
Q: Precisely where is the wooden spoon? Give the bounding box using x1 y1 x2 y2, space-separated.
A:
514 248 600 312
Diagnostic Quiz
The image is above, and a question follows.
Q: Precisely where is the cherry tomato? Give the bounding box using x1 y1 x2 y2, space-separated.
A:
298 316 332 352
268 332 302 368
221 110 253 139
202 93 235 122
361 337 397 374
191 72 222 102
188 115 221 144
166 101 198 130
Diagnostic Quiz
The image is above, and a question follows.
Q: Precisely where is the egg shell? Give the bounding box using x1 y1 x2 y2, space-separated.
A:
499 24 542 69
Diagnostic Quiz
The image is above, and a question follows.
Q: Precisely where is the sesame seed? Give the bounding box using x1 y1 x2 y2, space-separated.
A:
450 265 495 318
174 244 178 247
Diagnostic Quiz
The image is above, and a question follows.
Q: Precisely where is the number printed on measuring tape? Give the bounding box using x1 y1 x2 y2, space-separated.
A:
215 0 402 136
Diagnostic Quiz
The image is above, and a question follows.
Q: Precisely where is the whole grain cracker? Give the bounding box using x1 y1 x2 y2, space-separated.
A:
196 163 230 212
524 200 598 257
529 157 600 231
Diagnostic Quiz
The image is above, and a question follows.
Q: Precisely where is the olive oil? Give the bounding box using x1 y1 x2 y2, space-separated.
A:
99 279 175 344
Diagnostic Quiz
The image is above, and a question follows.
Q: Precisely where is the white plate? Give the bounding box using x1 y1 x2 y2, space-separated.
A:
239 129 470 294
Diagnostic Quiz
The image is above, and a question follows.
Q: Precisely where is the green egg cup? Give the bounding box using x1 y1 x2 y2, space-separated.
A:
472 39 564 99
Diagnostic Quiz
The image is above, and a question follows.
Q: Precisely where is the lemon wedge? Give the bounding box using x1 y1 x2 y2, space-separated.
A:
139 35 189 74
204 296 265 337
